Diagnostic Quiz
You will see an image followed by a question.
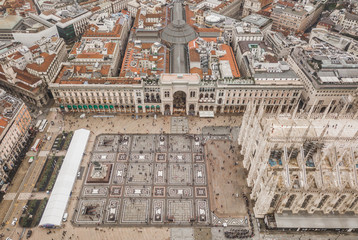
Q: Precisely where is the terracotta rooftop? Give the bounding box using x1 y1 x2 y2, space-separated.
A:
195 27 222 33
79 0 97 5
29 44 39 52
277 1 295 8
13 67 41 84
76 53 104 59
82 12 128 38
185 5 195 26
218 44 240 78
8 52 23 60
91 6 100 12
119 41 168 77
189 48 200 62
188 38 240 78
0 117 9 136
54 65 141 85
70 40 117 58
15 81 40 93
26 53 56 72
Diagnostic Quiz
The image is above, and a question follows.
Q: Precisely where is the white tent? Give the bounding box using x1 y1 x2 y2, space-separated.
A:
275 213 358 229
39 129 90 228
199 111 214 118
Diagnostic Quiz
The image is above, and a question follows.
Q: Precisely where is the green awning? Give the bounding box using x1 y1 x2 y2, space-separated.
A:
156 105 160 108
60 105 64 109
67 105 72 109
99 105 103 109
151 105 155 109
138 106 142 109
88 105 93 109
109 105 114 109
94 105 98 109
145 106 149 109
73 105 77 109
78 105 83 109
104 105 109 109
83 105 88 109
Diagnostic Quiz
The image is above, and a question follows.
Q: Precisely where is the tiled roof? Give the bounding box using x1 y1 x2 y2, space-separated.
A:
54 65 141 85
219 44 240 78
0 117 9 136
29 44 40 52
189 48 200 62
13 67 41 84
26 53 56 72
83 17 124 38
91 6 101 12
119 41 168 77
188 38 240 78
15 81 40 93
76 53 104 59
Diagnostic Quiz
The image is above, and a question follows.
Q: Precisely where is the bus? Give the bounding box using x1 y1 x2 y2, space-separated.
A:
31 139 42 152
38 119 48 132
35 120 42 129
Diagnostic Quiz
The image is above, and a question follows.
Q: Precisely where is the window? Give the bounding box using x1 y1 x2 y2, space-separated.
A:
190 91 196 98
165 91 170 98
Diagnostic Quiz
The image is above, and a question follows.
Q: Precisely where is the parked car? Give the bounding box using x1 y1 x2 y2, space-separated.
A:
62 212 68 222
11 217 17 226
26 230 32 239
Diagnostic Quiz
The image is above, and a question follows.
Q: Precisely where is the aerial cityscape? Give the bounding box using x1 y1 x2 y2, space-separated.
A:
0 0 357 239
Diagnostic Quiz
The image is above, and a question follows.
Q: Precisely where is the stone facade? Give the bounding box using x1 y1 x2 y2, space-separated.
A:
239 105 358 219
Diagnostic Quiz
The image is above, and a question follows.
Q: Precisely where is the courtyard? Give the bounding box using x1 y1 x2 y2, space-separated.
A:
74 133 221 226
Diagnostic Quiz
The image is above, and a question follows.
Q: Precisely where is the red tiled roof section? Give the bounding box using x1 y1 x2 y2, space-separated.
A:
190 67 203 78
119 41 168 77
219 44 240 78
13 68 41 84
8 52 23 60
91 6 101 12
0 117 9 135
15 82 41 93
29 44 39 52
277 1 295 7
26 53 56 72
76 53 104 59
187 0 204 4
132 9 141 28
213 0 234 11
79 0 97 5
195 26 222 33
70 42 81 55
83 18 123 38
185 5 195 26
54 65 140 85
189 48 200 62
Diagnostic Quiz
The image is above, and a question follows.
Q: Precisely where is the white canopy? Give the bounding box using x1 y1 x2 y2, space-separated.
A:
275 213 358 229
199 111 214 118
39 129 90 228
